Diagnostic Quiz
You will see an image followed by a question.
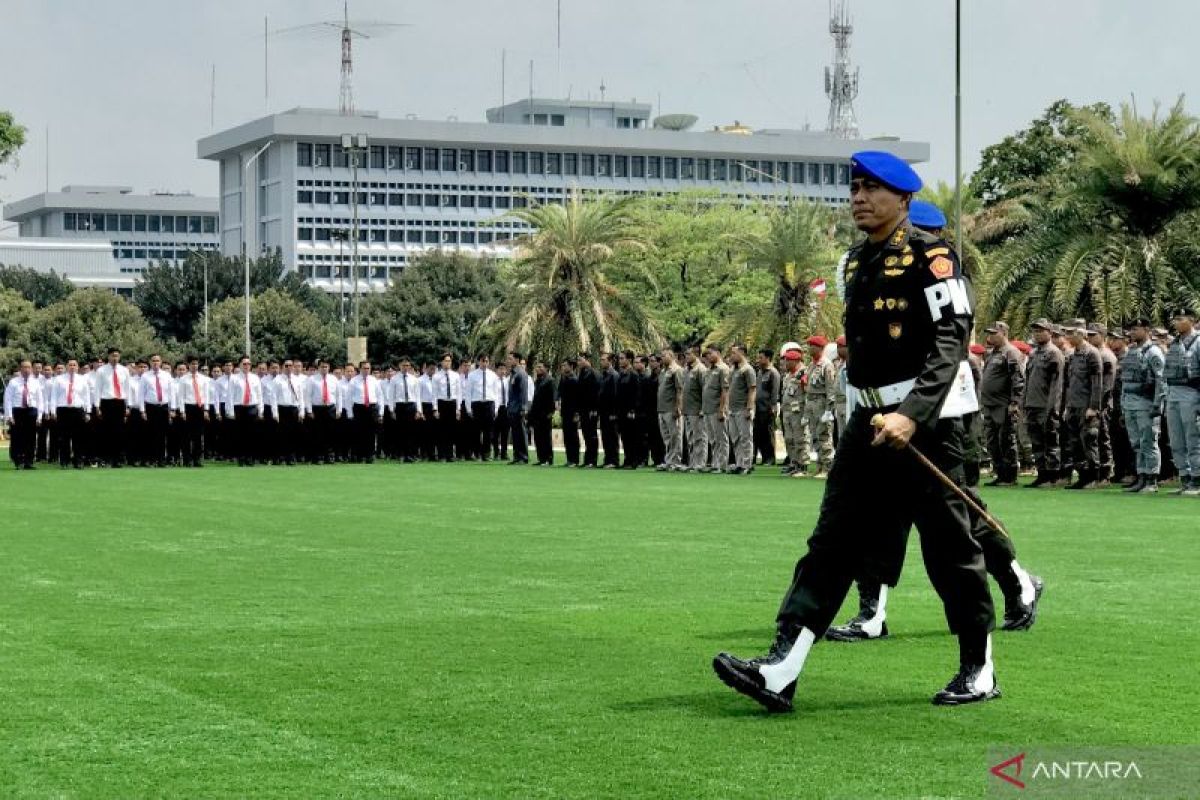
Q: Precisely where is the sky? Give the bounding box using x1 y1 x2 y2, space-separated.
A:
1 0 1197 231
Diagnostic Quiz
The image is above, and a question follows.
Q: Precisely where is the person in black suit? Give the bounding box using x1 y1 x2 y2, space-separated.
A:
558 359 580 466
530 361 557 465
599 353 621 468
505 352 530 464
616 350 643 469
576 353 601 467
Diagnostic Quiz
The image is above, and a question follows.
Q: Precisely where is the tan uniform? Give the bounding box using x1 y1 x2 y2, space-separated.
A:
683 361 709 469
702 361 731 471
805 357 836 471
727 361 757 471
780 365 808 470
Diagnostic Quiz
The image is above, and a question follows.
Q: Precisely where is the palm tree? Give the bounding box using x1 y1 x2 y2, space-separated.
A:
988 98 1200 330
479 190 663 365
712 200 841 348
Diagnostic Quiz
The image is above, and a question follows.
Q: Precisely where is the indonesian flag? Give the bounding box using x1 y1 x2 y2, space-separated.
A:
809 278 828 296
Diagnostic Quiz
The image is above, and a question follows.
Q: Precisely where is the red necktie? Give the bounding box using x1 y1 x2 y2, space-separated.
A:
67 375 74 405
363 377 369 405
193 374 201 405
113 368 122 399
322 377 330 405
155 372 163 403
243 375 251 405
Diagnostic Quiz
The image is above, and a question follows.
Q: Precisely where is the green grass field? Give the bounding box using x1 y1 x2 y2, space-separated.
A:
2 462 1198 798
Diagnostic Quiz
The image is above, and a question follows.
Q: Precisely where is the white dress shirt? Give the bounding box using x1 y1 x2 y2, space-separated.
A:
418 374 435 404
5 375 44 422
466 368 503 409
52 372 93 411
224 371 265 416
336 378 351 415
126 373 143 410
212 374 229 409
177 371 212 408
306 373 340 411
139 368 178 412
431 369 462 402
92 363 132 402
346 374 384 418
391 373 421 405
275 372 308 413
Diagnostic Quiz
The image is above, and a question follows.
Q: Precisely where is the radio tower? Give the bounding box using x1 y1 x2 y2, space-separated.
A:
339 2 354 115
824 1 860 139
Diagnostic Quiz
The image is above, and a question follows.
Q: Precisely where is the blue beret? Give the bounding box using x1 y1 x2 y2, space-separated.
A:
909 199 947 230
850 150 923 194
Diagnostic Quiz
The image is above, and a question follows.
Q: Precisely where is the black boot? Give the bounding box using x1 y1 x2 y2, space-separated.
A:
826 582 889 641
1122 475 1145 493
713 625 815 713
1001 575 1045 631
933 633 1001 705
1027 469 1054 488
1066 468 1095 490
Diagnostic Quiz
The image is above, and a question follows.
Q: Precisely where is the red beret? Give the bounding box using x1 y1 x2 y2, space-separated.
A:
783 350 802 361
806 335 828 348
835 335 846 346
1013 340 1031 354
969 343 986 355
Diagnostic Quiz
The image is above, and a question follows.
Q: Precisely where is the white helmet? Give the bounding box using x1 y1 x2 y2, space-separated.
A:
780 341 802 357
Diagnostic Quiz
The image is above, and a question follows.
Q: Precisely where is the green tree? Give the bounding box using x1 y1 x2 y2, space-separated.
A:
480 191 663 366
0 287 35 374
989 98 1200 330
192 288 341 364
134 250 337 343
712 200 841 349
917 182 993 324
26 288 162 364
359 250 503 366
970 99 1114 207
0 110 26 169
0 264 75 308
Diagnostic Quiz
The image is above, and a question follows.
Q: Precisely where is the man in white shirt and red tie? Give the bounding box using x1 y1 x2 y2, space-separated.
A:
274 359 306 466
306 360 340 464
466 355 503 461
138 354 176 467
390 358 423 463
225 356 264 466
51 359 93 469
5 360 44 469
177 357 211 468
348 361 385 463
92 348 131 467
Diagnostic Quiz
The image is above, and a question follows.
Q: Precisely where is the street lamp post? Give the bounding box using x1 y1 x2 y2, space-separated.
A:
341 133 368 338
242 140 273 358
331 227 349 341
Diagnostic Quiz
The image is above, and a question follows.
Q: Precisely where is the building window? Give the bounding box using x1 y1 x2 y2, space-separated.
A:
613 155 628 178
823 163 836 185
441 148 457 171
387 146 402 169
495 195 511 209
406 147 421 170
424 230 438 244
442 194 458 207
513 196 528 208
297 142 313 167
495 150 509 173
743 160 757 182
680 158 695 179
551 114 565 126
63 212 76 231
792 162 806 183
298 226 313 240
808 163 821 184
407 230 422 243
442 230 459 244
512 151 527 174
370 229 386 242
424 194 439 207
564 153 578 175
731 161 745 181
368 145 384 169
424 148 439 170
203 216 217 234
664 157 678 179
161 215 174 233
461 194 476 208
314 143 331 167
838 164 851 185
389 193 404 206
460 231 476 244
580 153 594 176
119 214 133 232
597 154 611 177
189 216 202 234
332 145 349 168
297 190 313 203
647 156 660 179
546 152 561 175
479 231 494 244
529 151 544 174
315 190 331 204
697 158 710 180
478 195 494 208
713 159 727 181
334 191 350 205
617 117 632 129
388 229 403 242
459 149 475 171
477 150 492 172
148 214 160 232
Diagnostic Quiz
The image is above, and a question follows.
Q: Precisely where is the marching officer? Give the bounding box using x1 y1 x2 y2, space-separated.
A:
1120 319 1166 493
92 348 131 468
1023 319 1065 487
779 342 807 475
432 353 462 462
979 322 1024 486
225 356 264 467
1062 320 1104 489
714 151 1001 711
306 360 340 464
1164 308 1200 495
558 359 581 467
139 354 175 467
576 353 601 467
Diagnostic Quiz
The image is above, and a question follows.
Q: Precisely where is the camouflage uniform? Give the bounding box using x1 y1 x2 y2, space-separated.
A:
780 364 808 472
804 356 836 472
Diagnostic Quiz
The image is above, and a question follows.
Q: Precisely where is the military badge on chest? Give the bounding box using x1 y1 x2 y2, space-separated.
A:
889 323 903 339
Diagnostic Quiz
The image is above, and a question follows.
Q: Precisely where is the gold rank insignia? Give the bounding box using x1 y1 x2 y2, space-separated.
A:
889 323 903 339
890 227 907 247
901 255 914 266
885 256 899 267
873 297 885 310
886 298 896 310
897 298 909 310
884 268 905 277
926 247 950 258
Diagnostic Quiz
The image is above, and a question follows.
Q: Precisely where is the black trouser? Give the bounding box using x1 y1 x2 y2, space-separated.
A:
580 411 599 466
143 403 170 465
619 414 643 467
127 409 146 465
532 412 554 464
352 404 378 461
394 402 418 461
421 402 437 460
753 411 776 464
1024 406 1061 472
600 413 620 466
168 413 184 463
205 406 221 459
982 406 1019 481
260 407 279 463
277 406 301 463
183 404 206 465
457 402 476 459
509 409 529 462
44 416 57 463
381 406 396 458
311 404 336 461
777 410 994 651
55 407 86 466
1111 398 1135 480
436 399 458 460
9 407 37 467
644 412 664 466
471 401 496 459
35 417 49 462
99 398 127 466
561 410 580 465
493 407 510 458
233 405 259 465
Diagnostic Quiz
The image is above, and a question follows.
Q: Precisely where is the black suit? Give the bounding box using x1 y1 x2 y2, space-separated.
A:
599 367 621 466
531 375 557 464
617 369 643 467
577 366 601 466
558 373 580 465
507 370 529 463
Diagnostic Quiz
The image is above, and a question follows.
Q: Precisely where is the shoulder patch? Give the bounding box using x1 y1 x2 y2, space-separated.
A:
929 256 954 280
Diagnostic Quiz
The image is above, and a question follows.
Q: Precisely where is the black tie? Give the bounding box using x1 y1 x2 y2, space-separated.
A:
444 370 451 399
403 376 410 401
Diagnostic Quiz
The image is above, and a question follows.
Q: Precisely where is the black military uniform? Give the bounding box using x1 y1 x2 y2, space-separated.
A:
599 362 621 467
640 366 664 467
558 367 581 466
714 152 999 712
530 372 557 465
576 362 601 467
616 365 643 468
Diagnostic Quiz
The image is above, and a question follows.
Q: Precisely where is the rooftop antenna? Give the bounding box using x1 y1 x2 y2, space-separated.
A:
599 78 606 102
824 0 860 138
270 2 410 116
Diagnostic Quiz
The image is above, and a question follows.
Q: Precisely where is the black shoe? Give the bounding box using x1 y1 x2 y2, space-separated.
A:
712 627 806 714
1123 475 1146 493
1001 576 1044 631
825 617 889 641
931 664 1001 705
729 467 746 475
1066 470 1095 490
